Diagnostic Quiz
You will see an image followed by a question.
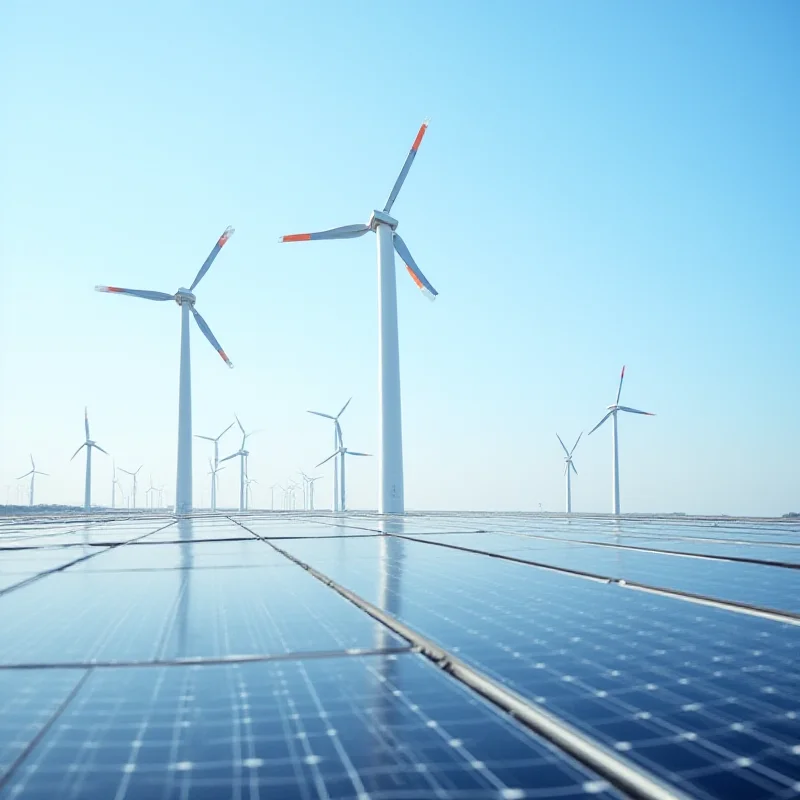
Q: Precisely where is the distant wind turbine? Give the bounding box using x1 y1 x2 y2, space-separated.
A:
110 460 122 509
17 455 48 507
306 475 322 511
556 432 582 514
70 407 109 512
282 121 439 514
119 465 142 510
317 445 371 513
95 226 236 514
245 477 257 510
588 366 655 515
220 414 258 512
206 458 226 511
196 422 234 512
308 398 351 512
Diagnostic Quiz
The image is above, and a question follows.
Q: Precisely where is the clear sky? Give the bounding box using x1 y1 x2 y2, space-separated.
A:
1 0 798 515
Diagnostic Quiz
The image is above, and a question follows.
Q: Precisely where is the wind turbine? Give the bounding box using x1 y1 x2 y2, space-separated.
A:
196 422 234 512
588 366 655 515
110 460 122 509
282 121 438 514
307 398 351 512
206 458 226 511
245 477 257 510
95 226 236 514
17 455 48 507
317 445 371 513
268 482 280 511
145 475 156 509
306 475 322 511
119 466 142 509
69 407 109 512
220 415 257 512
556 432 582 514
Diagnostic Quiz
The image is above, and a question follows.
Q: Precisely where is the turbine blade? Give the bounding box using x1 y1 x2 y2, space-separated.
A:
217 422 235 439
618 406 655 416
337 397 352 418
556 433 570 457
393 233 438 300
235 414 245 436
307 410 336 420
84 407 90 440
17 470 33 480
345 451 371 457
195 435 216 441
383 120 429 214
95 286 174 301
564 463 568 476
190 307 233 368
190 226 235 291
571 462 578 475
219 453 238 464
316 451 339 468
570 432 583 455
279 224 369 243
38 472 50 477
615 365 626 405
588 411 613 435
70 444 85 461
94 444 109 456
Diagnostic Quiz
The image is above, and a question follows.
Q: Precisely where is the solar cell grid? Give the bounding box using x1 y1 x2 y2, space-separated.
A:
403 531 800 613
0 656 622 800
0 554 406 666
261 532 800 799
2 511 799 800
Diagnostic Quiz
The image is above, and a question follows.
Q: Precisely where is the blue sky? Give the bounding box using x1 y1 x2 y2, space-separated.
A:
1 0 798 515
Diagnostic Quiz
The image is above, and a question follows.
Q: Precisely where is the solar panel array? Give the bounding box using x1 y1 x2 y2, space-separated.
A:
0 510 798 799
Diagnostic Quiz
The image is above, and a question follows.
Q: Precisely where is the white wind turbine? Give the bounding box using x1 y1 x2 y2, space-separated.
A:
196 422 234 512
245 477 257 510
17 455 48 507
95 226 236 514
306 475 322 511
317 442 371 513
588 366 655 515
206 458 226 511
307 398 351 512
282 121 438 514
70 407 109 512
220 415 258 512
556 432 582 514
119 465 142 510
110 460 123 509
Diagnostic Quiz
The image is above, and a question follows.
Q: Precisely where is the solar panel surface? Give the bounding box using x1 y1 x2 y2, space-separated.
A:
0 510 798 800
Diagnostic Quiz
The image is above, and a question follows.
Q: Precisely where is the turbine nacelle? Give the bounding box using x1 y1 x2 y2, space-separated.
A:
369 210 399 231
174 288 196 306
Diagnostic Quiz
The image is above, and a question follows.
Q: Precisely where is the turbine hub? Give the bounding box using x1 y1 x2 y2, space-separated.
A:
174 288 196 306
369 210 398 231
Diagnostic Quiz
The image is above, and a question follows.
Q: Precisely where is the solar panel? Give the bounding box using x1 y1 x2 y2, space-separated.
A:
400 531 800 613
256 529 800 799
1 511 798 800
0 655 625 799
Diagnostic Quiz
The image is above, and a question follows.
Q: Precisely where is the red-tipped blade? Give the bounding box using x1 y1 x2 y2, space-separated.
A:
383 120 430 214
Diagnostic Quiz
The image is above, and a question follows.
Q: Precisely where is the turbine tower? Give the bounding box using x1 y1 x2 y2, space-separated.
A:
317 444 371 513
220 415 257 512
17 455 48 507
95 226 236 514
307 398 351 512
119 465 142 510
70 407 109 512
556 432 582 514
196 422 234 512
282 121 438 514
588 366 655 515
